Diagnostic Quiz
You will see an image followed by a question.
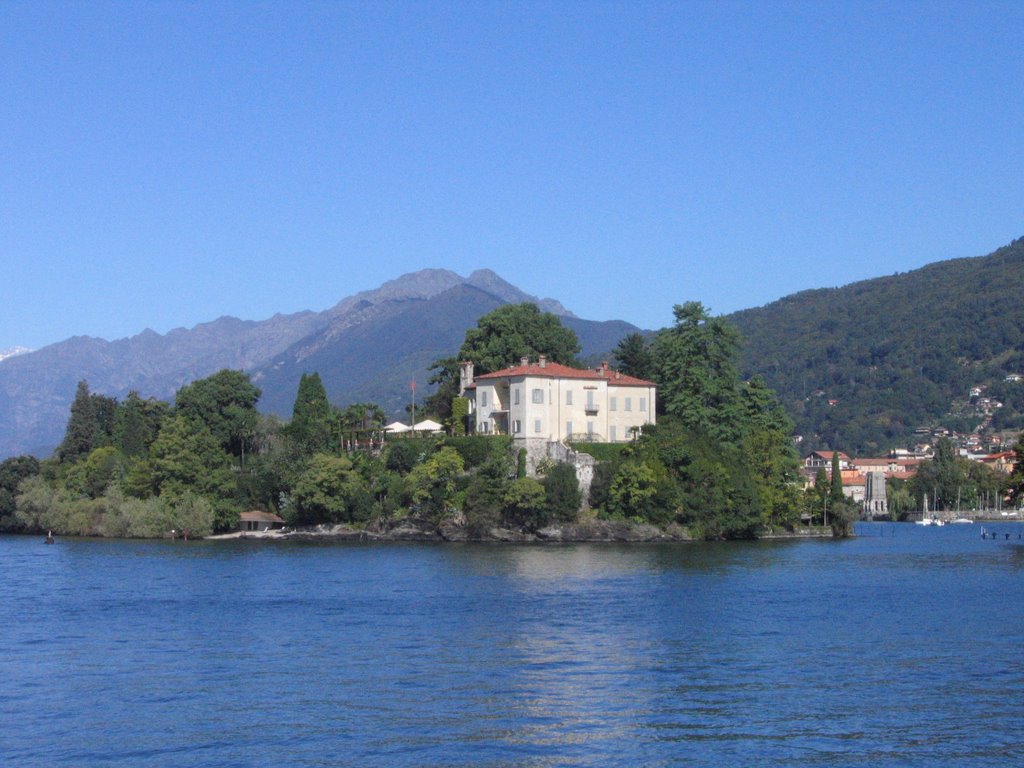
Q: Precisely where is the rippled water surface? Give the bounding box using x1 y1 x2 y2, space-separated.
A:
2 523 1023 766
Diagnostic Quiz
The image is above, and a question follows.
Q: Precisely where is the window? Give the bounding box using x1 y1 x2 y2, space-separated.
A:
534 419 542 434
610 396 617 411
625 397 632 412
480 421 490 434
609 426 617 442
532 388 545 404
640 397 647 412
586 391 595 409
512 419 521 434
514 388 520 405
481 391 488 408
566 390 573 405
587 421 594 438
566 421 573 438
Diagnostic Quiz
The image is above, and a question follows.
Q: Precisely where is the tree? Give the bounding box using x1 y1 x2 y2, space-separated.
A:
909 437 963 512
57 381 118 463
426 303 582 418
340 402 386 446
174 370 262 459
542 463 581 524
149 414 239 531
652 302 744 441
406 447 465 518
0 455 40 530
607 461 659 520
285 373 336 455
113 391 168 458
290 454 371 525
1009 439 1024 508
462 450 513 534
830 451 845 505
613 332 654 380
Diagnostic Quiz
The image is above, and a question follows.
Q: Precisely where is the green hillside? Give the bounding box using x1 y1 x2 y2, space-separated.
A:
728 236 1024 454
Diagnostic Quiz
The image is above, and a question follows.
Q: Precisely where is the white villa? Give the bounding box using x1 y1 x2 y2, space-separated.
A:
460 356 656 444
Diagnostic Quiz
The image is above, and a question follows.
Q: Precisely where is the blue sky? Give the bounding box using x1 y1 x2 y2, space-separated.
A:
2 1 1022 351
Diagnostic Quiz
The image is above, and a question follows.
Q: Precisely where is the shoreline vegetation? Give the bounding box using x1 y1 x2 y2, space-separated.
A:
25 301 1011 543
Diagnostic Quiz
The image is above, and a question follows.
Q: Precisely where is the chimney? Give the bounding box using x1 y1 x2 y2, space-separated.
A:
538 355 547 368
459 361 474 395
520 356 529 367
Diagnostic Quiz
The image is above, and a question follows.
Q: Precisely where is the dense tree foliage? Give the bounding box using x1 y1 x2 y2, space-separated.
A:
0 455 40 531
174 369 262 460
730 236 1024 454
908 437 1008 513
613 332 654 381
286 372 336 455
13 299 809 541
1009 441 1024 507
57 381 118 463
653 302 747 440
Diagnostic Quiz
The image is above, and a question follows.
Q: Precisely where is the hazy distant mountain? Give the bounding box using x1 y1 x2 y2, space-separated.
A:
0 269 623 459
728 236 1024 454
253 282 632 418
0 347 31 363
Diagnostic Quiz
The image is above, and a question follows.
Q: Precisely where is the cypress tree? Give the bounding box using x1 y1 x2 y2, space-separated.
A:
830 451 845 504
288 372 334 454
58 381 99 463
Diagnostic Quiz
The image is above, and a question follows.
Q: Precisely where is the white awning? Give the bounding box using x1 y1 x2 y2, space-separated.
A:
413 419 444 432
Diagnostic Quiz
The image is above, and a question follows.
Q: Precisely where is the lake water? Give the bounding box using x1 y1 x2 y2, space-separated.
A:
2 522 1023 767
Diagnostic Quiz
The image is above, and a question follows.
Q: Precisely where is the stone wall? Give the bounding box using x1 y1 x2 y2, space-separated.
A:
521 438 594 511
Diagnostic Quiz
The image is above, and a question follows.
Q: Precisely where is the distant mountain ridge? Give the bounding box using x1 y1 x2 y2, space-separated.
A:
0 269 620 459
728 236 1024 454
0 347 32 363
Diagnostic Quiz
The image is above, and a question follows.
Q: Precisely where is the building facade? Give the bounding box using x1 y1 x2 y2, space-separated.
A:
461 356 656 444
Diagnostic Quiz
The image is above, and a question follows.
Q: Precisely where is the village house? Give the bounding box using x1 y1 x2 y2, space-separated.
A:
239 510 286 532
802 450 851 481
460 356 656 445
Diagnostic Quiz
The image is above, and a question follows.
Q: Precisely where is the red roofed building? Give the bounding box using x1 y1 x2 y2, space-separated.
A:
460 356 656 444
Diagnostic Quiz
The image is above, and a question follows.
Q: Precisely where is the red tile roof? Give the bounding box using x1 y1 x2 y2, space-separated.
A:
474 361 655 387
809 450 851 461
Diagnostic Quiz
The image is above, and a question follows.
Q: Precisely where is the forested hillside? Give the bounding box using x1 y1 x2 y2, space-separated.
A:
729 237 1024 454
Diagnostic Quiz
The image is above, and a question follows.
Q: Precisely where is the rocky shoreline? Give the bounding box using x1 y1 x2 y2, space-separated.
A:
212 518 836 543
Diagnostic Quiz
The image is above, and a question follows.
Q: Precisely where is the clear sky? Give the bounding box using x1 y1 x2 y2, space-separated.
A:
2 1 1022 352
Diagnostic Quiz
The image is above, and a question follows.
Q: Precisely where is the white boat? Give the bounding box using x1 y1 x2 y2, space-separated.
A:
951 518 973 524
915 494 945 525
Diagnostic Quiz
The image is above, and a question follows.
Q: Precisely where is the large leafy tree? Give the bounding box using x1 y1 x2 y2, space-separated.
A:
0 455 40 530
174 370 262 459
149 414 238 531
290 453 371 525
426 303 582 419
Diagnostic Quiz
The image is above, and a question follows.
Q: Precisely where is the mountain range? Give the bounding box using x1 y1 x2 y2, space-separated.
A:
0 269 639 458
3 237 1022 460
